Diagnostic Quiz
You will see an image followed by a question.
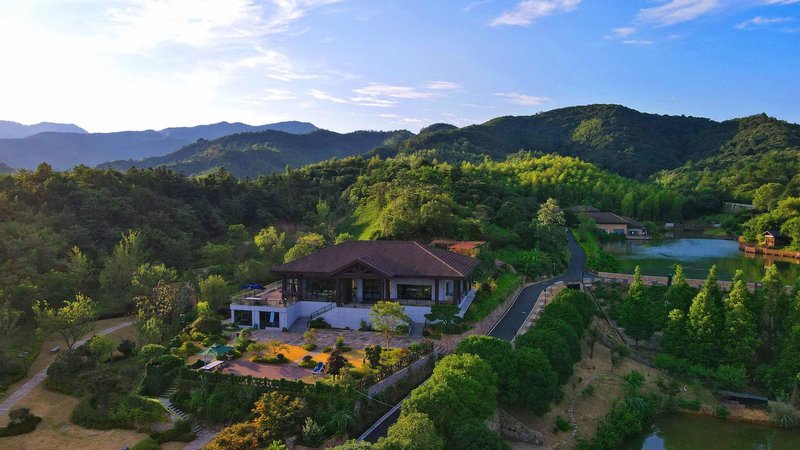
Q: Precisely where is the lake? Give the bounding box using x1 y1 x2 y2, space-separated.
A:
623 414 800 450
601 238 800 283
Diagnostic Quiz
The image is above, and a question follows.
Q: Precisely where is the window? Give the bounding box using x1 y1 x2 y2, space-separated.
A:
233 309 252 326
363 279 382 301
397 284 432 301
259 311 280 328
308 279 336 301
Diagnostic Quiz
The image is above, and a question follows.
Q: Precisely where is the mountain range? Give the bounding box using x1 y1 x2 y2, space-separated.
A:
0 120 317 170
100 129 411 177
0 120 88 139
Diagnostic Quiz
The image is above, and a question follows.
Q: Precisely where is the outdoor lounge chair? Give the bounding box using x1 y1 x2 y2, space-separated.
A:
312 362 324 374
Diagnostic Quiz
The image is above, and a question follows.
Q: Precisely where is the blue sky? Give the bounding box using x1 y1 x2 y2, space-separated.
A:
0 0 798 132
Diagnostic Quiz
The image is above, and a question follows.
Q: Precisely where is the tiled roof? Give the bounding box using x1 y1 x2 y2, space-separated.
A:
585 211 645 228
272 240 480 278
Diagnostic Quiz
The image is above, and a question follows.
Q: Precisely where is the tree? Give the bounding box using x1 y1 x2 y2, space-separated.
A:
0 301 21 353
404 354 497 433
510 347 559 414
206 422 259 450
255 226 286 270
284 232 325 263
370 301 410 347
619 266 656 346
752 182 784 211
687 266 726 365
722 270 757 368
378 412 443 450
117 339 136 358
661 309 689 356
665 265 695 313
135 280 193 331
516 328 573 383
33 294 97 350
131 262 178 297
586 326 599 359
199 275 228 310
65 246 92 295
252 391 305 443
88 334 114 362
335 232 355 244
534 198 566 256
364 344 382 369
327 347 346 379
759 264 790 361
138 316 164 344
424 304 462 332
447 419 508 450
98 231 146 310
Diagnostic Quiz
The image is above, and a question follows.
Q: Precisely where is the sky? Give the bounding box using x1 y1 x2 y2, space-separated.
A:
0 0 798 133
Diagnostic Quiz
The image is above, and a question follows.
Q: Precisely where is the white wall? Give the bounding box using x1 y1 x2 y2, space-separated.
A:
320 304 431 329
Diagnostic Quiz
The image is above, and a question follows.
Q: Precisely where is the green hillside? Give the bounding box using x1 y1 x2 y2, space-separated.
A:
102 128 412 177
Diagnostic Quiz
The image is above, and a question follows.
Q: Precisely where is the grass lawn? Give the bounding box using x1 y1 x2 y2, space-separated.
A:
0 381 182 450
1 316 135 402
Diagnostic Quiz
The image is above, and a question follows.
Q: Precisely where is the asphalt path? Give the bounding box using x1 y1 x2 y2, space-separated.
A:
361 231 586 443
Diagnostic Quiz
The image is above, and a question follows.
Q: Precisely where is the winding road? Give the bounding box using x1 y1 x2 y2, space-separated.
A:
360 231 586 442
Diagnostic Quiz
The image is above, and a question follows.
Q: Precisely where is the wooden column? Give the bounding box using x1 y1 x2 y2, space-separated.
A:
434 279 439 304
454 280 461 304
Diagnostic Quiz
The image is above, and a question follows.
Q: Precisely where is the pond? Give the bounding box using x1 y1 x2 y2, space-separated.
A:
601 238 800 283
622 414 800 450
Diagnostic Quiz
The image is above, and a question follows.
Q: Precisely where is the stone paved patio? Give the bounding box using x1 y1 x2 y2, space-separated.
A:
251 328 421 349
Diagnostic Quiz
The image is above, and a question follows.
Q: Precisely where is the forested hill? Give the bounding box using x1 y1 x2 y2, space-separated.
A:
101 129 412 177
0 120 318 170
0 120 87 139
380 104 800 180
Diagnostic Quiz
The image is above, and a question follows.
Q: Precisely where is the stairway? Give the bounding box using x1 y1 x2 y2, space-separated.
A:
408 322 425 339
159 385 204 435
289 316 310 332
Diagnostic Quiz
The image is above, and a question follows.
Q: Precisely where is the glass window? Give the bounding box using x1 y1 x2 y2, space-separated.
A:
233 309 252 326
308 278 336 301
397 284 432 301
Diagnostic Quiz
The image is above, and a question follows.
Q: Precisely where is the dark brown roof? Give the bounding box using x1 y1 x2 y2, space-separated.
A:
272 240 479 278
585 211 645 229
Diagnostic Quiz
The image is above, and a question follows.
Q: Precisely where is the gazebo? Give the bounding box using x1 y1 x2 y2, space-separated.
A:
199 343 234 361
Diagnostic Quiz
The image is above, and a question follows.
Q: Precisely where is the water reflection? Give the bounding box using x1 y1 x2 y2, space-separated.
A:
601 238 800 283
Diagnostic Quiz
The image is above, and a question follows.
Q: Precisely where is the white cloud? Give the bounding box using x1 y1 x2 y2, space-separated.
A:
494 92 551 106
464 0 494 12
736 16 793 29
623 39 654 45
427 81 462 90
491 0 581 27
106 0 345 51
379 113 424 124
612 27 637 38
638 0 721 26
309 90 395 107
352 84 439 99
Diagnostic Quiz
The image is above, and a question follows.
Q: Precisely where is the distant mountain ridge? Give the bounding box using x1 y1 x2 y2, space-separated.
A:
378 104 800 179
0 120 87 139
101 128 411 177
0 120 318 170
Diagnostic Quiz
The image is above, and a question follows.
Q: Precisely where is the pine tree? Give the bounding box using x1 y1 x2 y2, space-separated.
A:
759 265 790 362
722 270 757 368
665 264 695 313
687 266 725 366
620 266 656 346
661 308 689 356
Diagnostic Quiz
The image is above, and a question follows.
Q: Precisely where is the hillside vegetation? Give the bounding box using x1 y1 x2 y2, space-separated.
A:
102 129 411 177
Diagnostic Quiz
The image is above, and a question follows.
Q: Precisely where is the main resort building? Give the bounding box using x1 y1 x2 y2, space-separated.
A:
229 240 479 331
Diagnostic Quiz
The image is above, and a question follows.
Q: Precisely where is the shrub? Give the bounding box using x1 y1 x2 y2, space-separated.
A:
553 415 571 433
172 341 200 358
309 317 331 329
581 385 596 398
301 343 317 351
301 417 326 447
46 348 94 395
139 354 184 395
299 355 317 369
138 344 167 363
132 437 161 450
118 339 137 358
70 394 165 430
769 401 799 428
151 419 196 443
323 346 334 353
715 365 748 391
448 418 507 450
0 408 42 437
715 405 730 418
192 316 222 336
677 398 701 411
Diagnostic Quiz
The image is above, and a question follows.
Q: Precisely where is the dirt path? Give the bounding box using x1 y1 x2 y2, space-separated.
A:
0 319 135 416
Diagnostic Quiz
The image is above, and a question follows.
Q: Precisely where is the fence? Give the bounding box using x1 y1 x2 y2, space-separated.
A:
176 366 344 395
356 342 433 389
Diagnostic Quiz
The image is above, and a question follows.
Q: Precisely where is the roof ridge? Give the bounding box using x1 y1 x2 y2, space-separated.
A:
413 241 464 277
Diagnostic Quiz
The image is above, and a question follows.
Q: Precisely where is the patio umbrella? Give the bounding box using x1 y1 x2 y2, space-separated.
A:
199 343 234 361
241 283 265 290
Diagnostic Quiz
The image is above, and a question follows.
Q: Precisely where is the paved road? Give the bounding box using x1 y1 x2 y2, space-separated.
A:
0 320 135 416
361 232 586 442
489 232 585 341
